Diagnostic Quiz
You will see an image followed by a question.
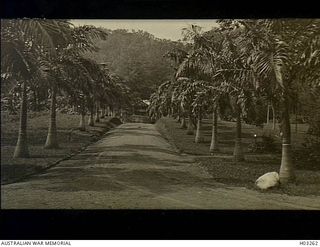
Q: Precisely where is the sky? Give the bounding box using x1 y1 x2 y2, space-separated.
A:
71 19 218 41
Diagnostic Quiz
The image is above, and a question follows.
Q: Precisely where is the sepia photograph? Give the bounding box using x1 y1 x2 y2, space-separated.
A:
1 18 320 211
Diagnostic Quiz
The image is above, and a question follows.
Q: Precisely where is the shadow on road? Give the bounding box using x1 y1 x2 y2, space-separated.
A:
23 132 219 195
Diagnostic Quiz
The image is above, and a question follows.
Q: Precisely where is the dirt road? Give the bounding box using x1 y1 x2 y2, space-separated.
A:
2 123 320 209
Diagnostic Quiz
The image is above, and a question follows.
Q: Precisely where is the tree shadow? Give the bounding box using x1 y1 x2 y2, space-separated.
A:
21 140 222 195
29 160 220 195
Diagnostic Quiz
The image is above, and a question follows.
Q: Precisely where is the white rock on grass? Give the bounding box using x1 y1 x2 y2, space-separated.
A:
255 172 280 190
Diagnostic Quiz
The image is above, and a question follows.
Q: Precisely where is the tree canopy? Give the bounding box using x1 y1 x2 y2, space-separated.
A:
84 29 186 99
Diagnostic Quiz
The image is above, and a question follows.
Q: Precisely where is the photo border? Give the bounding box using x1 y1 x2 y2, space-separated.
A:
1 0 319 240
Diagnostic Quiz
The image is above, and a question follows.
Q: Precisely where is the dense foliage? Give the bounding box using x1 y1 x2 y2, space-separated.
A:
84 29 186 99
1 19 319 185
1 19 135 157
148 19 320 183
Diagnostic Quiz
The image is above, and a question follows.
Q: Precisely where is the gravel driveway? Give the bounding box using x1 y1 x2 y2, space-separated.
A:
2 123 320 209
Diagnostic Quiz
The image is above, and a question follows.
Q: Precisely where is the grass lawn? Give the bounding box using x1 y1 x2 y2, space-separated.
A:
156 117 320 196
1 111 119 184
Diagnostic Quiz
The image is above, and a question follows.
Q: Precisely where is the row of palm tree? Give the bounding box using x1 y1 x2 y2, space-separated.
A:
1 19 133 158
148 19 320 184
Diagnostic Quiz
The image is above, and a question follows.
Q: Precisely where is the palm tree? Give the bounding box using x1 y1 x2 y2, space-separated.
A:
209 23 258 161
170 80 187 129
175 78 198 135
1 19 72 157
193 83 222 152
233 102 245 161
88 102 95 126
177 25 227 147
44 25 107 147
186 116 194 135
191 28 227 152
189 80 211 143
44 83 59 148
95 102 100 123
78 94 87 131
194 112 203 143
240 19 320 183
180 24 248 155
175 50 209 136
210 106 219 152
1 39 35 158
14 80 30 157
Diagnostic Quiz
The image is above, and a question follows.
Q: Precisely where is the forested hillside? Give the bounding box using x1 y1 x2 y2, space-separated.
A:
85 29 186 99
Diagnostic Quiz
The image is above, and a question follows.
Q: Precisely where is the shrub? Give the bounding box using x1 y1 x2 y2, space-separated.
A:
307 116 320 136
109 117 122 126
301 136 320 162
248 135 277 153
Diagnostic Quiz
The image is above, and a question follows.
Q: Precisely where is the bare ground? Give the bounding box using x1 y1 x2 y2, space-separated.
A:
155 117 320 197
2 123 320 209
1 112 118 184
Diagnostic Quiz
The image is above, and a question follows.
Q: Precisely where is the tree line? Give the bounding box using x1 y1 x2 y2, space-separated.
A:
1 19 134 158
148 19 320 184
84 28 184 99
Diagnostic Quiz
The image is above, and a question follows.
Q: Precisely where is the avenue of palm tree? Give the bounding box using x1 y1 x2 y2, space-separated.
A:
148 20 320 184
1 19 132 157
1 19 320 209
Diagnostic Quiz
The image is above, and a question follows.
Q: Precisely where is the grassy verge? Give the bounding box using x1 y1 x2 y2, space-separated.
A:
155 117 320 196
156 117 273 155
1 112 121 184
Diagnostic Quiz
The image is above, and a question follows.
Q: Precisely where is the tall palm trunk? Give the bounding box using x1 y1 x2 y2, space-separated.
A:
88 106 95 126
105 105 108 117
13 81 29 158
166 108 170 117
44 85 59 149
233 104 244 162
267 104 270 124
8 94 14 114
186 114 194 135
176 108 181 123
132 105 135 115
101 106 105 119
79 104 86 131
106 106 110 117
113 107 117 117
295 102 298 133
271 103 276 130
120 108 123 120
79 113 86 131
180 115 187 129
95 102 100 123
210 106 219 153
32 89 39 111
171 107 174 118
279 93 295 184
191 116 197 129
110 106 114 117
195 111 204 143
